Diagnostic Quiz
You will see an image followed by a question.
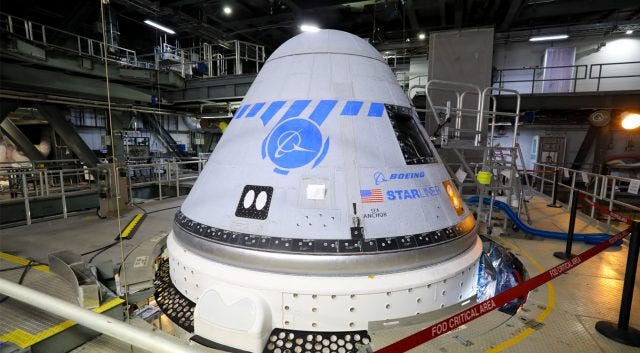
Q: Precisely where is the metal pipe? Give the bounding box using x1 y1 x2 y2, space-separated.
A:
568 171 576 207
0 277 206 353
512 94 521 147
488 96 497 146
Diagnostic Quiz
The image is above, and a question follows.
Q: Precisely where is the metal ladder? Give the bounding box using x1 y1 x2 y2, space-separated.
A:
422 80 532 234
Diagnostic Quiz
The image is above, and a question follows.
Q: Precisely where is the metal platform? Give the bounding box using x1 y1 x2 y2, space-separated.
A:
0 252 123 353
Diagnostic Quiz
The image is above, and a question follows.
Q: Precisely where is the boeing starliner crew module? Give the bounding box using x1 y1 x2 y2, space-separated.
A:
155 29 482 353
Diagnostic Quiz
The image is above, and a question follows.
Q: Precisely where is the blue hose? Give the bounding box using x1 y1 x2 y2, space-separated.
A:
467 196 620 246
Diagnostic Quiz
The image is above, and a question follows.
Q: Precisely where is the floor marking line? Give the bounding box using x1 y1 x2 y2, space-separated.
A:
0 252 50 273
484 239 555 352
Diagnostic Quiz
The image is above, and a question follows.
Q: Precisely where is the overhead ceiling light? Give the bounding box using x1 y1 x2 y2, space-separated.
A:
223 6 232 15
529 34 569 41
626 30 634 35
621 112 640 130
300 24 320 33
418 32 426 40
144 20 175 35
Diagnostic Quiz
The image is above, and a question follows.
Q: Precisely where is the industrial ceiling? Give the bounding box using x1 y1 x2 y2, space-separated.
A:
3 0 640 55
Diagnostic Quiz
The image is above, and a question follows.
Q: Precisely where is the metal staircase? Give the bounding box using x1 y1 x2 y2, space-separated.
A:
422 80 533 234
140 113 187 158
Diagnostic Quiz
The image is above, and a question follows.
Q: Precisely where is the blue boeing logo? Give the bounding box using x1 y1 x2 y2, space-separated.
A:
374 172 387 185
373 171 425 185
252 99 384 175
263 117 330 175
259 99 338 174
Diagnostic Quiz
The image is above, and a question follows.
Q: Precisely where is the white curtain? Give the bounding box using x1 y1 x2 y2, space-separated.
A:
542 47 576 93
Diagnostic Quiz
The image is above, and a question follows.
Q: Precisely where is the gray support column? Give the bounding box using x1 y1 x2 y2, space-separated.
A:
36 104 99 168
0 119 46 161
109 110 127 162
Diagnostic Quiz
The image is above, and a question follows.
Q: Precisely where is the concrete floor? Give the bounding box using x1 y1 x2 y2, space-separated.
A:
0 198 182 265
0 195 639 353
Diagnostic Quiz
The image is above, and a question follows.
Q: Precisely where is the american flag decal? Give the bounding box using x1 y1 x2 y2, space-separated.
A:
361 189 384 203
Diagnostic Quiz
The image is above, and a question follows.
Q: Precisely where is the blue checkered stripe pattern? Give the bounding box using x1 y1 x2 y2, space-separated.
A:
233 99 387 125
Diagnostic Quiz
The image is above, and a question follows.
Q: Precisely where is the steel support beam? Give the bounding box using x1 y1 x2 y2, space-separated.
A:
36 104 99 168
495 91 640 111
571 125 601 171
1 63 154 104
0 118 46 161
499 0 524 31
164 74 256 103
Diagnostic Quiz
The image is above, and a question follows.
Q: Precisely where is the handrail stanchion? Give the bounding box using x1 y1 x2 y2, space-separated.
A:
531 68 535 94
128 166 133 205
597 65 603 91
539 164 546 193
547 167 562 208
591 176 599 218
44 170 49 196
554 190 578 260
596 220 640 347
60 170 67 219
175 163 180 197
22 173 31 225
157 164 163 201
608 178 617 229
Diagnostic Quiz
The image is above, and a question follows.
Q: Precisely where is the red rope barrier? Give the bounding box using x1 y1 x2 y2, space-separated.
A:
375 227 632 353
521 169 557 173
578 194 634 225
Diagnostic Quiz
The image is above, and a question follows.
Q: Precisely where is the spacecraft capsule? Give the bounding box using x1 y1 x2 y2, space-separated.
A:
162 29 482 353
